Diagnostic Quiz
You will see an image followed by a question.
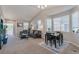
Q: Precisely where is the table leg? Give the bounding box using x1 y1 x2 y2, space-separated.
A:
53 40 57 48
50 40 52 47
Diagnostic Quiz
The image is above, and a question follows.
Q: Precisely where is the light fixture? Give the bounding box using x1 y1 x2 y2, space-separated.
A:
37 5 48 9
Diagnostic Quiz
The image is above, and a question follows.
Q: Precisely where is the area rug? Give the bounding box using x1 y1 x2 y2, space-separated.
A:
39 41 69 54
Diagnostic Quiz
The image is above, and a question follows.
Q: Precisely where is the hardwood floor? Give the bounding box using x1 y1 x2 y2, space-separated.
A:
0 35 53 54
0 35 79 54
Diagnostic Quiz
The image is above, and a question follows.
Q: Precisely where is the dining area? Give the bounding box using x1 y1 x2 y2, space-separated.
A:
45 31 63 48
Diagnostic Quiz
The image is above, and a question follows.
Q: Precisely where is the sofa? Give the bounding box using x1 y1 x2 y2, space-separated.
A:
19 30 29 39
30 30 42 38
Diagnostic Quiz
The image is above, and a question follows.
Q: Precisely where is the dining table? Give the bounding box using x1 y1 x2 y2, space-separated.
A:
45 32 61 48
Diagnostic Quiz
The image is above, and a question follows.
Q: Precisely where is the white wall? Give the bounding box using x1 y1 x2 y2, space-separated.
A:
0 6 2 16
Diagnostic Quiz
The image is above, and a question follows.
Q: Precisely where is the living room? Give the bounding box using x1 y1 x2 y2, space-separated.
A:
0 5 79 54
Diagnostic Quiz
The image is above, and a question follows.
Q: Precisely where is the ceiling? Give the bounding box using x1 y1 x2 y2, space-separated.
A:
1 5 40 22
0 5 75 22
0 5 58 22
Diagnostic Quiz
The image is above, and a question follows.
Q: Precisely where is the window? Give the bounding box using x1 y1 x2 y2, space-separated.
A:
46 18 52 32
61 15 69 32
38 20 41 30
72 12 79 32
53 17 61 31
36 19 42 30
23 22 29 30
53 15 69 32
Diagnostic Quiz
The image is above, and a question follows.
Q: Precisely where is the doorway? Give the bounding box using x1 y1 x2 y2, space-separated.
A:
6 23 14 35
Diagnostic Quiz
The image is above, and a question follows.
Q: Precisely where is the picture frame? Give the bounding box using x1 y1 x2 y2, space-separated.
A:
17 23 23 27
